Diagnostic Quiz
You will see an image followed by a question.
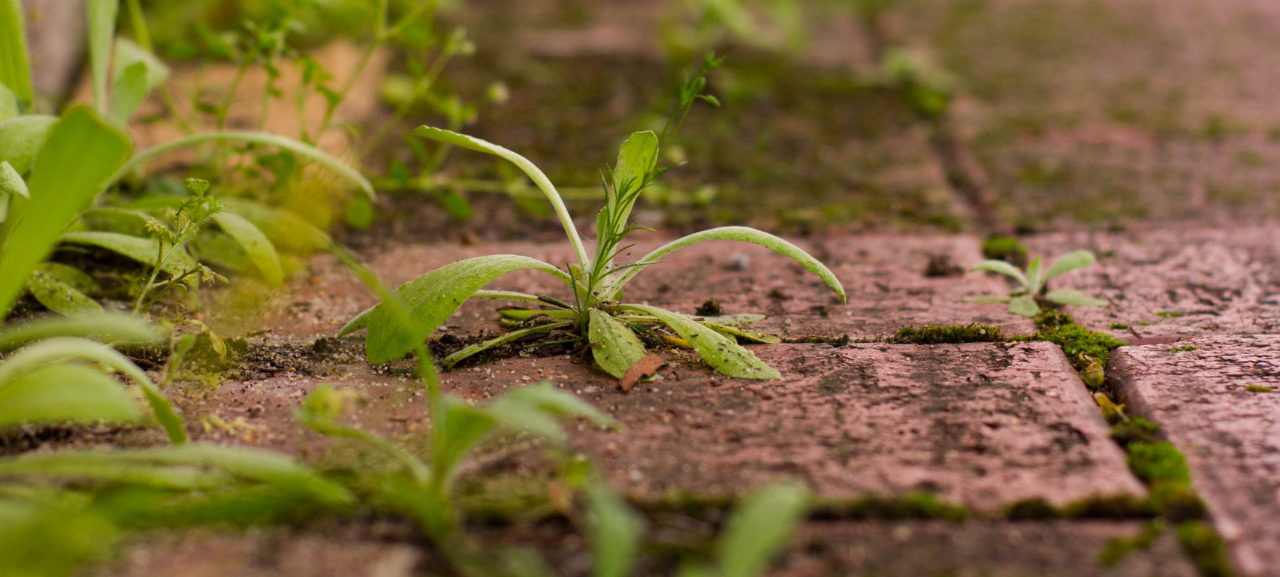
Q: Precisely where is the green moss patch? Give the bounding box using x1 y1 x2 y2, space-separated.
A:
887 325 1006 344
1245 384 1274 393
1177 521 1236 577
1028 322 1129 371
1098 521 1165 566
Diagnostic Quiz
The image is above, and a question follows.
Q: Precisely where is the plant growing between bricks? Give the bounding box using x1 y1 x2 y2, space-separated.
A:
342 55 847 380
965 249 1106 317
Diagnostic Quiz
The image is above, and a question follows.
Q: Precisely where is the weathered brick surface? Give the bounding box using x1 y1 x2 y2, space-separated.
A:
1111 335 1280 576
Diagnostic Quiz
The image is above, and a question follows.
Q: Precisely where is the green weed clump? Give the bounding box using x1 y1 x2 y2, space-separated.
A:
1032 322 1129 371
888 324 1005 344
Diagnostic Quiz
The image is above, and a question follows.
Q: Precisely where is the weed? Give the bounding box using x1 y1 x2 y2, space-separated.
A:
342 55 846 381
965 249 1106 317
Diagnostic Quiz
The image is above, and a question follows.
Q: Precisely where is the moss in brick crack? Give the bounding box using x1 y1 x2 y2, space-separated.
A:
888 325 1006 344
1177 521 1236 577
1245 384 1274 393
980 235 1029 267
1034 309 1075 332
1109 323 1130 330
1098 521 1165 566
1111 417 1162 447
813 493 969 521
1004 495 1153 520
1003 498 1058 520
1031 323 1129 371
1127 442 1189 484
1171 345 1200 353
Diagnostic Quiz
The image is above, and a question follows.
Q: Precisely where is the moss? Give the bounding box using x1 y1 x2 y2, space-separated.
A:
813 493 969 522
1171 345 1200 353
1177 521 1236 577
1156 311 1185 319
1097 521 1165 567
1032 323 1128 371
980 235 1029 267
1033 309 1074 332
1109 323 1129 330
1149 481 1206 522
1111 418 1162 447
1245 384 1274 393
1003 495 1153 520
888 325 1006 344
1003 498 1058 520
1127 442 1189 484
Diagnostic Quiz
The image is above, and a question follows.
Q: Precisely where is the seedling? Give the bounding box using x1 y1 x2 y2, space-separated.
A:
342 58 846 381
964 249 1105 317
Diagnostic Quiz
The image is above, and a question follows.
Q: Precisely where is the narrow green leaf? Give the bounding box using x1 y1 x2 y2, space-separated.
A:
0 0 32 104
0 82 17 122
716 482 808 577
111 445 352 505
27 269 103 317
589 309 647 379
0 115 57 174
432 396 498 488
108 62 148 125
703 321 780 344
0 108 130 319
210 212 283 287
441 320 572 369
59 231 194 276
0 453 227 490
1043 250 1096 282
113 38 168 90
1025 257 1044 294
364 255 572 363
587 483 644 577
111 131 375 199
962 295 1013 304
608 131 659 228
698 313 765 326
968 259 1029 288
1043 289 1107 308
87 0 120 114
0 364 142 428
622 304 780 380
0 337 185 444
414 126 589 266
1008 295 1040 317
0 313 159 352
605 227 845 304
219 197 331 253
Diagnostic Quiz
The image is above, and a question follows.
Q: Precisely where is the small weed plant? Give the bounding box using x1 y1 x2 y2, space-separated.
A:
965 249 1106 317
342 55 846 380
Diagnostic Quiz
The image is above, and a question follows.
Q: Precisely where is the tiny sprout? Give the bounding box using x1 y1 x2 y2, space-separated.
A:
964 249 1106 317
183 177 211 197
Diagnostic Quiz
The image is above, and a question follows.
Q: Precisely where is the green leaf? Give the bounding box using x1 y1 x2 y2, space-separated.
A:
702 321 781 344
111 131 375 200
414 126 588 266
59 231 194 277
604 227 845 304
87 0 120 114
27 269 103 317
113 38 168 91
0 82 17 122
0 108 130 319
493 381 619 431
108 62 149 125
1043 250 1096 282
0 337 185 444
364 255 572 364
0 114 57 174
589 309 648 379
210 211 283 287
587 483 644 577
962 295 1012 304
0 364 142 428
441 320 573 369
219 197 330 253
432 396 498 488
1025 257 1044 294
968 259 1029 288
608 131 659 228
0 0 32 104
1043 289 1107 308
699 314 765 326
0 160 27 198
1008 295 1040 317
622 304 780 380
716 482 808 577
0 313 160 352
0 452 227 490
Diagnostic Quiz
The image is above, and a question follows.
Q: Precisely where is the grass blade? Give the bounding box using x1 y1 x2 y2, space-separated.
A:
716 482 808 577
0 0 32 104
0 313 160 352
86 0 120 114
587 483 644 577
442 320 572 369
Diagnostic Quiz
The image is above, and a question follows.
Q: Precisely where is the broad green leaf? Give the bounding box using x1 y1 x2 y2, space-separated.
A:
716 482 808 577
441 320 572 369
107 445 352 505
414 126 588 265
0 364 141 428
1025 257 1044 294
432 396 499 487
0 82 16 122
0 452 227 490
1043 250 1096 282
587 483 644 577
0 337 185 443
605 227 846 304
364 255 573 363
0 0 31 104
28 269 103 317
703 321 781 344
1043 289 1107 307
0 313 159 352
608 131 659 229
1008 295 1040 317
210 211 283 287
108 62 149 125
219 197 330 253
962 295 1012 304
113 131 374 199
699 313 765 326
589 309 648 379
0 108 130 319
59 231 195 277
0 114 57 174
87 0 119 114
113 38 168 90
968 259 1029 288
35 262 99 294
623 304 780 380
